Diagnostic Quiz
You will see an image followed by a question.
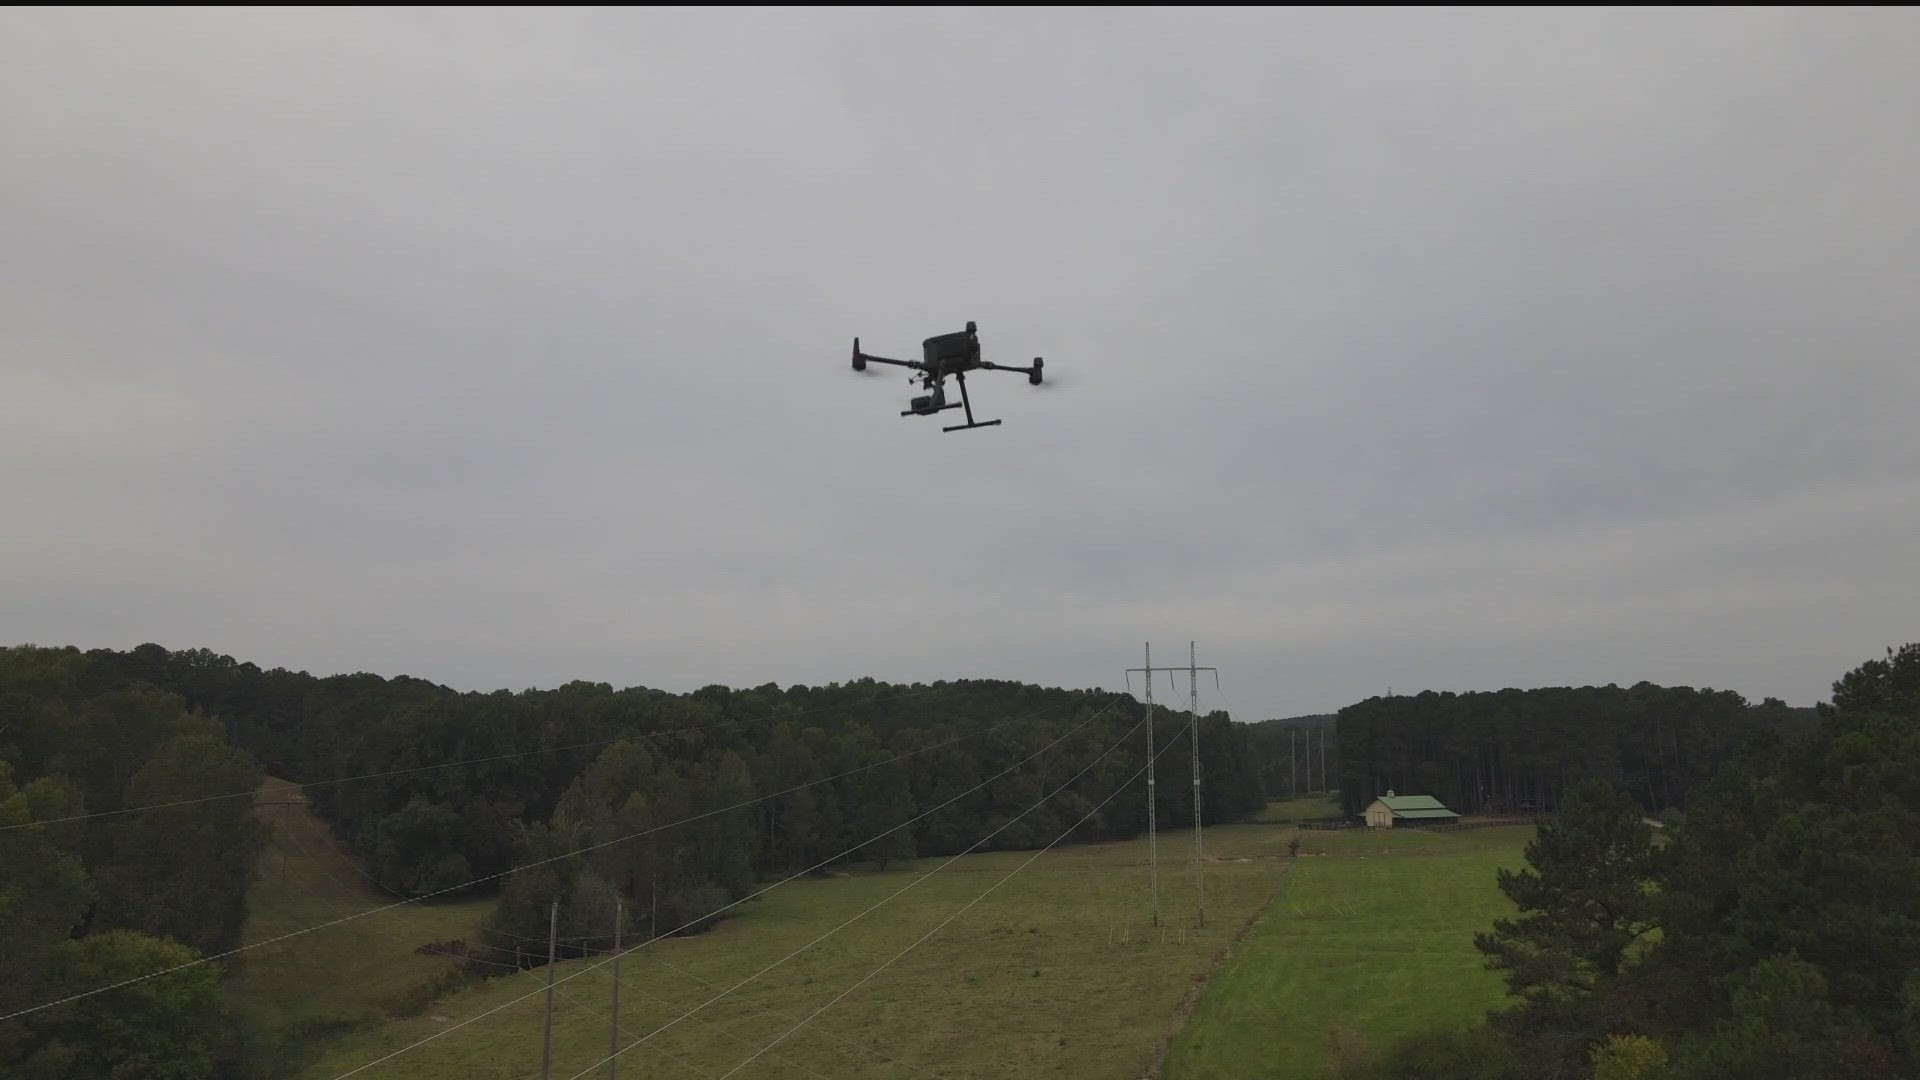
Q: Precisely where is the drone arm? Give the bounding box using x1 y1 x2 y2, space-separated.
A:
979 357 1044 386
858 352 922 370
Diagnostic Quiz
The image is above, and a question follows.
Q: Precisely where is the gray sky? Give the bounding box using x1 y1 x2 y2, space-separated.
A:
4 8 1916 717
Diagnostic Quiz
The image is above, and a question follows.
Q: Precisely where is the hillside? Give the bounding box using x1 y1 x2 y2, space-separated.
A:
228 778 495 1076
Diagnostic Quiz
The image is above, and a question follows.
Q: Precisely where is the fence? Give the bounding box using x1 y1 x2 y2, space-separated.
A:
1296 814 1543 832
1400 815 1542 832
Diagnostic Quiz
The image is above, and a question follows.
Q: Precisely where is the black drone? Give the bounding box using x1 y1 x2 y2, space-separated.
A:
849 321 1043 432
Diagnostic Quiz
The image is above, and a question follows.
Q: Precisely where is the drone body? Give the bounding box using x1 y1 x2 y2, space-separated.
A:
850 321 1043 432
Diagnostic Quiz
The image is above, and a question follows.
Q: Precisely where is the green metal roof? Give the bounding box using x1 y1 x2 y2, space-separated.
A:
1376 793 1449 811
1394 807 1460 820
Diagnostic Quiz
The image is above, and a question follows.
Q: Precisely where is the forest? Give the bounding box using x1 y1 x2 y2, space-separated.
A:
0 642 1262 1075
6 640 1905 1080
1245 714 1340 798
1334 685 1818 817
1343 643 1920 1080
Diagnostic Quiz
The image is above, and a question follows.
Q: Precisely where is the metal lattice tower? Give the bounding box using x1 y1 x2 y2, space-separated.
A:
1128 642 1219 930
1190 641 1205 928
1145 643 1157 926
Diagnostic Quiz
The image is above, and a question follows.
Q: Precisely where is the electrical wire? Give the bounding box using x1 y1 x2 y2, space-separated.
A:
267 825 732 1079
320 695 1129 1078
714 718 1197 1079
645 953 948 1080
0 692 1110 1026
564 713 1162 1080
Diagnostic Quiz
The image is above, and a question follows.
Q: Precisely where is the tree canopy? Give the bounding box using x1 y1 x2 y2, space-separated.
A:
1333 684 1814 817
2 643 1268 981
1346 643 1920 1080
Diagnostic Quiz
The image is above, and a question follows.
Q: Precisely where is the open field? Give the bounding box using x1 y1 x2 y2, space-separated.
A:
295 816 1304 1080
229 778 497 1076
1247 793 1343 824
240 790 1527 1080
1162 825 1533 1079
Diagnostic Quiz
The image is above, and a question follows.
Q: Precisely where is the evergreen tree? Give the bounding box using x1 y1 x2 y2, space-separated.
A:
1474 781 1658 1005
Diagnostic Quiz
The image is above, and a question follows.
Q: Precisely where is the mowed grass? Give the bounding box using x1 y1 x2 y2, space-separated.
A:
1163 824 1533 1079
1247 793 1343 824
296 819 1303 1080
230 778 496 1076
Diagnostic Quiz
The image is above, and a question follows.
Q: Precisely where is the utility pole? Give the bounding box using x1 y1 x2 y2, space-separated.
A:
1290 728 1297 798
1145 644 1156 927
607 900 622 1080
541 899 558 1080
1315 727 1324 793
1189 642 1205 929
1128 643 1220 931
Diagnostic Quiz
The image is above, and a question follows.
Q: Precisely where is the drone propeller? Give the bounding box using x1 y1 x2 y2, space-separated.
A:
849 336 884 376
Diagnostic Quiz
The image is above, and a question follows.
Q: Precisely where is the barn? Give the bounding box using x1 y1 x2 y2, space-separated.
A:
1362 791 1459 828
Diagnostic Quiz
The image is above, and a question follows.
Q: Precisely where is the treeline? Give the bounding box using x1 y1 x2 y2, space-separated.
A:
1334 684 1817 816
0 645 265 1077
1347 644 1920 1080
12 644 1265 964
1245 715 1340 798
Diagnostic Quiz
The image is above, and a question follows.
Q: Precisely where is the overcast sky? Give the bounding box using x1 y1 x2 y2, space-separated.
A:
4 8 1916 718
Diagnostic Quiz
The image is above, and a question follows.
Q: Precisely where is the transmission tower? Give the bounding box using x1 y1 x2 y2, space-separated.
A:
1127 641 1219 929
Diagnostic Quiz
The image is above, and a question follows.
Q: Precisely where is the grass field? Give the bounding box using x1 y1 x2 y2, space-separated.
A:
1247 793 1343 824
261 795 1528 1080
1162 825 1533 1080
229 779 497 1077
294 815 1304 1080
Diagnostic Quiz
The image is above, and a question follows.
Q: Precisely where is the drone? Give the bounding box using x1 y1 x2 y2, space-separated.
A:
849 321 1043 432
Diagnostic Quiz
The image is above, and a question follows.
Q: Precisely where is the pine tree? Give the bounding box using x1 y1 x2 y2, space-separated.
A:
1475 781 1657 1005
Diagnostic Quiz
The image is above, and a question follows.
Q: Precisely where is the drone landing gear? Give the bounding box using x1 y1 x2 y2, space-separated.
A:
941 371 1001 433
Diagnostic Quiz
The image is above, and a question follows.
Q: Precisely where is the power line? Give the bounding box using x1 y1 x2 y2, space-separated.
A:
260 789 910 1079
712 717 1198 1080
643 954 947 1080
320 695 1130 1079
566 713 1167 1080
2 681 1049 832
552 979 726 1080
593 965 838 1080
0 692 1109 1026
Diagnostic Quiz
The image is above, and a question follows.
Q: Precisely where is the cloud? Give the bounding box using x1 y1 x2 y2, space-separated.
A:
3 8 1917 715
